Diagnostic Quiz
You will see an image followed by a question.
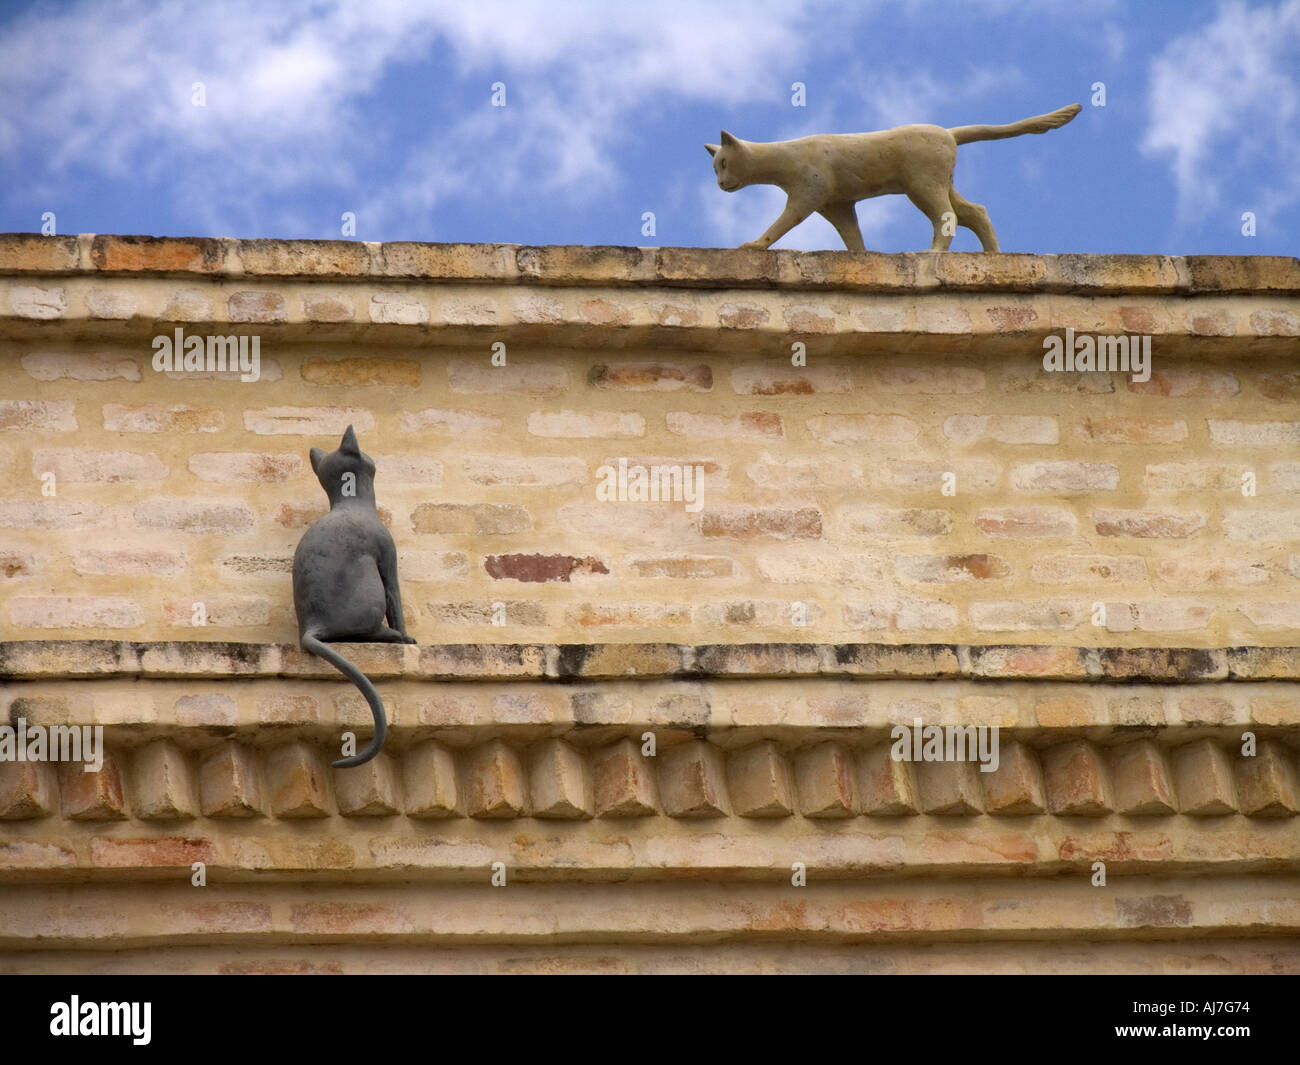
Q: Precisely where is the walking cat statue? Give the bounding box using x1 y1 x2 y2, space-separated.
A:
707 103 1081 252
292 425 415 768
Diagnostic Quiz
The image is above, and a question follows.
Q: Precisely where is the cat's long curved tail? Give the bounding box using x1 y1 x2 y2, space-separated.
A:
301 634 387 768
949 103 1081 145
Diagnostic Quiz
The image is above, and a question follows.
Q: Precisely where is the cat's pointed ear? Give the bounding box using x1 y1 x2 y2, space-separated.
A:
720 130 740 149
309 447 325 473
705 143 719 157
340 424 360 455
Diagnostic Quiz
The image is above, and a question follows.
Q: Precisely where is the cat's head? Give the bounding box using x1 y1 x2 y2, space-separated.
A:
309 424 376 505
705 131 749 192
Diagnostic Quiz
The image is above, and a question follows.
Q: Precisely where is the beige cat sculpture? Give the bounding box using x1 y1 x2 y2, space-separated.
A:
707 103 1081 252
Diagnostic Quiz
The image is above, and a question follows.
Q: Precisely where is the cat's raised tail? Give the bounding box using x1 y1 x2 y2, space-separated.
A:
301 633 388 768
949 103 1081 145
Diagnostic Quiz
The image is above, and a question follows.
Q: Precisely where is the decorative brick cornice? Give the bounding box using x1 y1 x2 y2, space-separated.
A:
1 732 1297 836
4 642 1297 841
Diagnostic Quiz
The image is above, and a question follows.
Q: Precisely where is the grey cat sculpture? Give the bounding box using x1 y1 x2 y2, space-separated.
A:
707 103 1081 252
292 425 415 768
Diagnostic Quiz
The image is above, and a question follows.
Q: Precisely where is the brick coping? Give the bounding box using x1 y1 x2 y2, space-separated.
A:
2 234 1298 295
2 641 1298 682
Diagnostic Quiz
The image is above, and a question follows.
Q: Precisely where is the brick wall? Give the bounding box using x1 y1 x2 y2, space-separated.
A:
1 236 1298 973
2 237 1298 648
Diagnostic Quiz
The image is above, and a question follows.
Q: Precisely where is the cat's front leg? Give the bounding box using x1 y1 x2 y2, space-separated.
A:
742 195 817 250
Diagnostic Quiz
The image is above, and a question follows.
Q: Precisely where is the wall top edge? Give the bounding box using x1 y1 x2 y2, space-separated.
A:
1 234 1298 295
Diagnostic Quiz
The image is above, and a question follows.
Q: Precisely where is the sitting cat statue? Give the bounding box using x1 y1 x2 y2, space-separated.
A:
707 103 1081 252
292 425 415 768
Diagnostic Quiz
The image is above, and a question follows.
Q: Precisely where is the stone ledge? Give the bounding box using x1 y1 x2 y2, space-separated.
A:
3 939 1296 975
2 234 1298 295
3 820 1300 881
3 640 1299 682
11 675 1300 734
6 274 1294 357
1 878 1297 946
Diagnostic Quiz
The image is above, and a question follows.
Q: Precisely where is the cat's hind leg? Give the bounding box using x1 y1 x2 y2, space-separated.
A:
376 538 417 643
950 189 1000 252
818 202 866 251
905 184 957 251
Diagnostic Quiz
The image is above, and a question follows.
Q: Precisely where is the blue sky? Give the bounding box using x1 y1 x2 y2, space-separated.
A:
1 0 1297 254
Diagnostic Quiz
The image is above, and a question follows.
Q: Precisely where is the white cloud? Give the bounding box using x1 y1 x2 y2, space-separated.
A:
1141 0 1300 220
1100 22 1127 63
0 0 824 235
849 66 1029 130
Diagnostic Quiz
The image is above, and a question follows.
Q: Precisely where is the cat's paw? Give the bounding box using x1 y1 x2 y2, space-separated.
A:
738 240 767 251
400 634 417 644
